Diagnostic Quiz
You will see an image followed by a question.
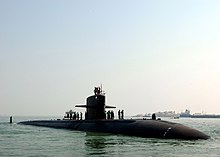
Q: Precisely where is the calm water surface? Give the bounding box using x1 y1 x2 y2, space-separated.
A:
0 116 219 157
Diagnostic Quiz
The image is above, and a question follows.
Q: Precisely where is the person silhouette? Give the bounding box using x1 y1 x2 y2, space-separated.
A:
118 110 121 119
152 113 156 120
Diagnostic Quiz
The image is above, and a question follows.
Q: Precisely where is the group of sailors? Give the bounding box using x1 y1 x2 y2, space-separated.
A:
104 110 125 120
94 87 102 95
64 109 124 120
118 110 124 119
106 110 114 119
64 110 83 120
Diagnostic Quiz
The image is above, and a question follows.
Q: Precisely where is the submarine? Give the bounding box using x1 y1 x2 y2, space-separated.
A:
19 86 210 140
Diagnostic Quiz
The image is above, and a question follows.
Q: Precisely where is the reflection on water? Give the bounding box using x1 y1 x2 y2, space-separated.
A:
85 133 107 149
85 132 109 156
84 132 130 156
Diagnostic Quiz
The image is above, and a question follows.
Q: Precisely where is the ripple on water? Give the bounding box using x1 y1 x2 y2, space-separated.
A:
0 118 220 157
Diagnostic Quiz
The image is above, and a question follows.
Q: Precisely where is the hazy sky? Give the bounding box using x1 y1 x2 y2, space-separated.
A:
1 0 220 116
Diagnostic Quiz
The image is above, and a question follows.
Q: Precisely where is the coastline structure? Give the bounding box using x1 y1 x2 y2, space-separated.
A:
180 109 220 118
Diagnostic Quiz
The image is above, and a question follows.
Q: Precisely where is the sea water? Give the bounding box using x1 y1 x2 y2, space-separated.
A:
0 116 219 157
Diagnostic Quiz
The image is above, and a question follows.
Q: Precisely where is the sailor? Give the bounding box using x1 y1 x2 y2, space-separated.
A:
94 87 101 95
73 112 76 120
80 112 83 120
85 111 88 120
76 112 79 120
121 110 124 119
118 110 121 119
94 87 97 95
69 112 72 120
97 87 101 95
111 111 114 119
107 110 111 119
152 113 156 120
66 112 69 119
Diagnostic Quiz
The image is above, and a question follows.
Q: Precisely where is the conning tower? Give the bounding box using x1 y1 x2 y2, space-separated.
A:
75 87 115 120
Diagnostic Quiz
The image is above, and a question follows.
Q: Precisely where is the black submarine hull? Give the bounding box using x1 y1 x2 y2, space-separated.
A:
19 87 210 140
19 119 210 140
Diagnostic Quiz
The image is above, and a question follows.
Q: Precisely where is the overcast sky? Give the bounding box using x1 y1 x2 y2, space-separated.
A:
1 0 220 116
